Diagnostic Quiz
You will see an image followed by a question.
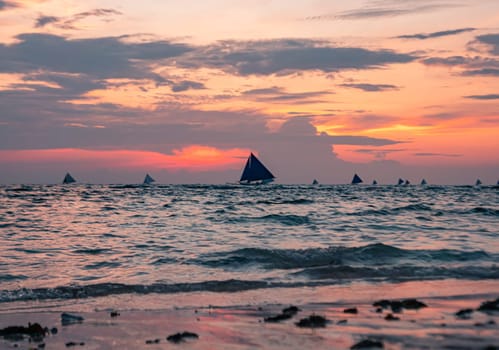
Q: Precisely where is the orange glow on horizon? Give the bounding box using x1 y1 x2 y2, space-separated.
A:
0 146 250 172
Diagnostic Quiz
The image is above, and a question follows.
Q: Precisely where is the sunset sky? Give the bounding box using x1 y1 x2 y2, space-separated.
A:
0 0 498 184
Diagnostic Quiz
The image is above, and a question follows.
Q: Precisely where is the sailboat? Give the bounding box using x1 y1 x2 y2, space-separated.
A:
239 153 275 185
143 174 155 185
421 179 427 185
62 172 76 184
404 180 411 186
372 180 378 185
312 179 319 185
351 173 363 184
475 179 482 186
397 178 404 185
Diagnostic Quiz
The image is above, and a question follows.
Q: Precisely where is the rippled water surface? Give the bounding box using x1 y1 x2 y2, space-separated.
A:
0 184 497 302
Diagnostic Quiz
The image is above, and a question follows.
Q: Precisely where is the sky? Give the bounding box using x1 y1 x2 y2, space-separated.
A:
0 0 498 184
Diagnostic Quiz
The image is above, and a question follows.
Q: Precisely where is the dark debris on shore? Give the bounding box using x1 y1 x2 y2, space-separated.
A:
264 305 301 323
373 298 427 313
166 331 199 343
295 314 329 328
0 322 47 343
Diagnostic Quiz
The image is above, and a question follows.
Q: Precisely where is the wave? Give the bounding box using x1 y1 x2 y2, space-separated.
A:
0 280 273 303
255 198 314 205
2 263 498 303
194 243 493 269
347 204 499 217
293 265 499 281
226 214 311 226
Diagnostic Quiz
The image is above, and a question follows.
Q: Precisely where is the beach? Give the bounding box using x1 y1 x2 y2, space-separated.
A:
2 280 498 349
1 184 498 349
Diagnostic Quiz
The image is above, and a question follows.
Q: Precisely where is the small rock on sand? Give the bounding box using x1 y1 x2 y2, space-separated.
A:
351 339 384 349
61 313 84 325
166 331 199 343
477 298 499 312
0 323 46 341
344 307 358 314
264 305 301 323
385 313 400 321
295 315 329 328
455 308 474 319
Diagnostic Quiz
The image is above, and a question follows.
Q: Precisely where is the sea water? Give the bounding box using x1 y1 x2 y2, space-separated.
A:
0 184 497 307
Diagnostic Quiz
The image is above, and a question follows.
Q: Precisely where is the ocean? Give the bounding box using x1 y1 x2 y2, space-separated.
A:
1 184 497 307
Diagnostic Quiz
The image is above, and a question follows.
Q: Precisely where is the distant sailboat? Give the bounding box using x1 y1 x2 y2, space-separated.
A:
404 180 411 186
143 174 155 185
239 153 275 185
312 179 319 185
475 179 482 186
421 179 427 185
351 173 363 184
62 173 76 184
372 180 378 185
398 178 404 185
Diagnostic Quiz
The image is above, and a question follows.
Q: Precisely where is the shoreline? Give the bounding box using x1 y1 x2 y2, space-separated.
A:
1 280 498 349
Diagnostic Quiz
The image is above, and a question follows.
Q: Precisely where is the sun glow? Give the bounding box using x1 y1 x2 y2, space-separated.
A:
0 146 250 172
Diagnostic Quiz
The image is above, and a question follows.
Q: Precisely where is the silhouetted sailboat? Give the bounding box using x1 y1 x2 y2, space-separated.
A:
398 178 404 185
351 173 363 184
62 173 76 184
143 174 155 185
404 180 410 186
239 153 275 185
475 179 482 186
421 179 427 185
312 179 319 185
372 180 378 185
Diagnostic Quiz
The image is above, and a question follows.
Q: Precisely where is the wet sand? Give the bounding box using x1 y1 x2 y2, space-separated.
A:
1 280 498 349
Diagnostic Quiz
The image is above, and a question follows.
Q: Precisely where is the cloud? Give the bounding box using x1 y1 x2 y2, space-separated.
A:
462 68 499 76
35 15 59 27
422 112 463 121
353 147 406 160
242 86 331 103
181 39 417 76
34 8 122 30
413 152 462 157
340 83 399 92
0 33 192 80
397 27 475 40
242 87 282 95
464 94 499 100
171 80 206 92
306 1 460 21
421 54 499 76
341 114 398 131
0 0 17 10
475 33 499 55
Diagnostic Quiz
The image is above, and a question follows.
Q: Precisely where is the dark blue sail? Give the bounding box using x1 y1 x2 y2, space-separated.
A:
398 178 404 185
143 174 155 184
62 173 76 184
351 173 363 184
421 179 427 185
239 153 275 184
